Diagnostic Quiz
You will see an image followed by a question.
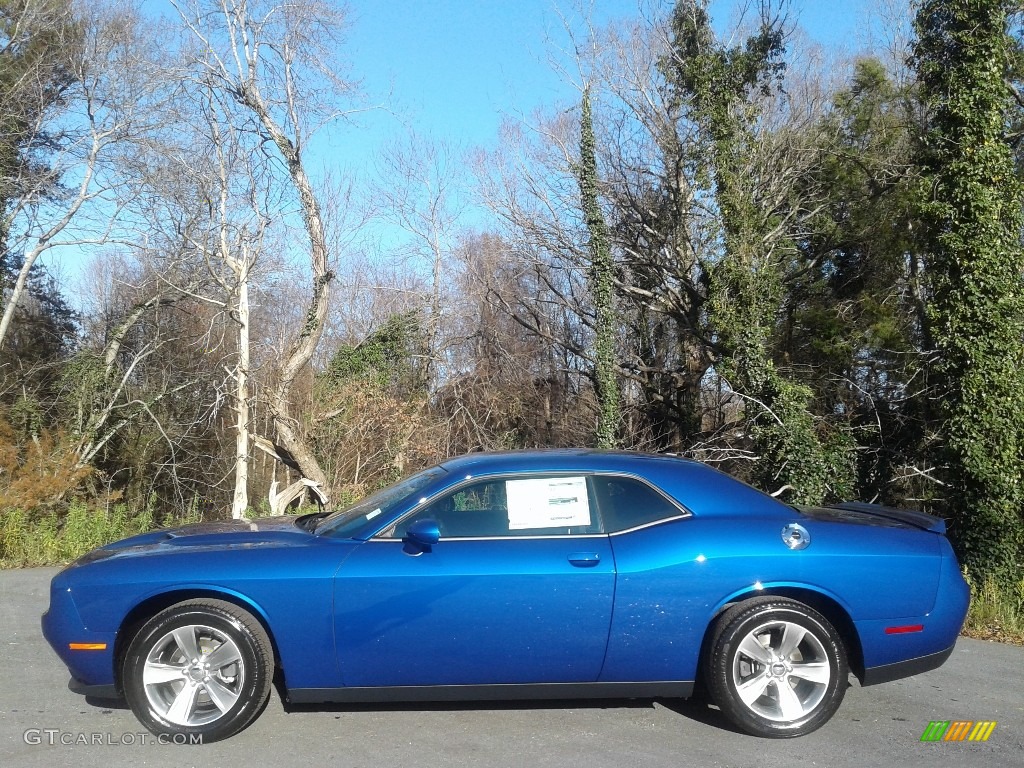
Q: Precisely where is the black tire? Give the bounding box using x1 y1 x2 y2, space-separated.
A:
122 599 274 743
704 597 848 738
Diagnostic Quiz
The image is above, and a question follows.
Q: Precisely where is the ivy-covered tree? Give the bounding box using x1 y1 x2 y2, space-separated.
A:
577 87 620 449
913 0 1024 586
324 312 428 396
310 313 437 498
662 0 852 502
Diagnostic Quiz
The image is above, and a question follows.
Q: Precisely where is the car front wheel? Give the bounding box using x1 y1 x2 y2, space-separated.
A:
122 599 274 743
705 597 848 738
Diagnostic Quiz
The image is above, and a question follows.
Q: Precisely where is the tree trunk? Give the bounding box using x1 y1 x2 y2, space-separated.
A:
230 277 251 519
229 66 334 502
578 87 620 449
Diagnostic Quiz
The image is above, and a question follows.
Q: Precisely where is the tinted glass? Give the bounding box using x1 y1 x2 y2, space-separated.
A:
392 475 600 538
591 475 684 532
317 467 448 537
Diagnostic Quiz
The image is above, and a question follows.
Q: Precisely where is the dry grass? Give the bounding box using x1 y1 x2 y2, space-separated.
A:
961 571 1024 646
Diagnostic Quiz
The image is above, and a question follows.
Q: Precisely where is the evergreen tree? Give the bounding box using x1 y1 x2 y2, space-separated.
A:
0 251 77 367
0 0 79 243
790 58 925 505
0 0 80 365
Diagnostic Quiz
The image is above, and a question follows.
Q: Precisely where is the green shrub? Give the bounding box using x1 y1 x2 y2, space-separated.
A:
963 568 1024 645
0 499 203 567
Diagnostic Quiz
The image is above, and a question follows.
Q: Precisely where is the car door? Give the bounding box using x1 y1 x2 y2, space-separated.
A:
590 474 703 683
333 474 615 687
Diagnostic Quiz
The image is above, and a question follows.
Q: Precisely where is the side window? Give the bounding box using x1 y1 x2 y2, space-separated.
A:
392 475 600 538
591 475 685 533
430 478 510 537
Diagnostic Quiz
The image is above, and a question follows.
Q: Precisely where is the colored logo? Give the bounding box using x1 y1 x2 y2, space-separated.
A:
920 721 997 742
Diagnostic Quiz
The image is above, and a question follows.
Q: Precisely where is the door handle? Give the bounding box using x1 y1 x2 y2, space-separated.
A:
568 552 601 567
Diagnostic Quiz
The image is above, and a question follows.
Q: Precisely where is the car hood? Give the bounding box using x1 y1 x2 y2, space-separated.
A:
71 515 313 565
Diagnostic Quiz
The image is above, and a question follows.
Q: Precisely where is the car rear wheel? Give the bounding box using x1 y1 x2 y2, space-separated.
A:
705 597 848 738
122 599 273 743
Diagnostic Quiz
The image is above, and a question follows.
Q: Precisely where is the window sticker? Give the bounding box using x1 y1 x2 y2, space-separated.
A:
506 477 591 529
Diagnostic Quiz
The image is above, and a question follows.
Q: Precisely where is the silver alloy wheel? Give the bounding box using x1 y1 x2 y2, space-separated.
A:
730 619 831 722
142 623 246 727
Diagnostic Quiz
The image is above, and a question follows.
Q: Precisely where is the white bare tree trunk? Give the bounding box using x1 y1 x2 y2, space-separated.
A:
230 276 251 519
173 0 357 508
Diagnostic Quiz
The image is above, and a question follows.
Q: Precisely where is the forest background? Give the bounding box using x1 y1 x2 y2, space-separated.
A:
2 0 1022 639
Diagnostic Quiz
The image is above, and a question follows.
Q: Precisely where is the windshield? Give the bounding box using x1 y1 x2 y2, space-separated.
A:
315 466 448 538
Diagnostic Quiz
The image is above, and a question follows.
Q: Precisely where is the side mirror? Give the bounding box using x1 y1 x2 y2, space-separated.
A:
402 518 441 555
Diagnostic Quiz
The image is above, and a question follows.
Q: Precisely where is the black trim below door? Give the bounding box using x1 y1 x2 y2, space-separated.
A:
287 680 694 704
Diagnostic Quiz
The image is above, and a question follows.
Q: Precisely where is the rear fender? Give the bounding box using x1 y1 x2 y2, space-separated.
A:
704 583 865 680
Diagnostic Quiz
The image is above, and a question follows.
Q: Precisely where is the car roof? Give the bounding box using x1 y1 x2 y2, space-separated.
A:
435 449 791 519
437 449 700 475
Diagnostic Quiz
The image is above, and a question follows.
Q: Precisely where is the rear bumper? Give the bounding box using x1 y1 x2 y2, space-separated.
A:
855 535 969 679
861 642 956 686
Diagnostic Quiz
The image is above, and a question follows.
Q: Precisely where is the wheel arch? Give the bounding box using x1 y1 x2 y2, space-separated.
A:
698 585 865 684
113 588 283 695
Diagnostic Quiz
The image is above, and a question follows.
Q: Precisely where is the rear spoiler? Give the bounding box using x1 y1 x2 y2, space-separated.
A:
831 502 947 534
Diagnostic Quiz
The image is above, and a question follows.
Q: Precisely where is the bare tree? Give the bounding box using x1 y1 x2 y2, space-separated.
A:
172 0 365 510
138 79 273 518
369 131 467 389
475 2 845 473
65 247 237 512
440 231 592 452
0 1 169 351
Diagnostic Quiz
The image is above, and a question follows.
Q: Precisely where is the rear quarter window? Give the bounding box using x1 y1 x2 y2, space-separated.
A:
591 475 687 532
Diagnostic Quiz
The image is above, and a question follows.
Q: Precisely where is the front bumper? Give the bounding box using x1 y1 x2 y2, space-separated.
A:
42 576 117 689
68 677 121 699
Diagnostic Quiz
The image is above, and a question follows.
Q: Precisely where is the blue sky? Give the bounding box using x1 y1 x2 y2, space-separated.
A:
47 1 888 287
327 0 879 168
308 0 885 255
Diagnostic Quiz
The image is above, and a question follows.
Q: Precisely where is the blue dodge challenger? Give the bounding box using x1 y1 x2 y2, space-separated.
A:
42 450 970 742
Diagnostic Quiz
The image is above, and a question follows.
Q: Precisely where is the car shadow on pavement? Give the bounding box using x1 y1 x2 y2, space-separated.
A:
84 694 130 711
280 690 742 734
654 696 745 734
75 677 743 735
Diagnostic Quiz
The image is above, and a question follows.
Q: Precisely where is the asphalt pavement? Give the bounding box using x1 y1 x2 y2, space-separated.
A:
1 567 1021 767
